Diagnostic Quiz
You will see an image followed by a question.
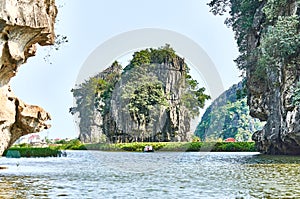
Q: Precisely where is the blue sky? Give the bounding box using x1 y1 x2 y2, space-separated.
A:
10 0 240 139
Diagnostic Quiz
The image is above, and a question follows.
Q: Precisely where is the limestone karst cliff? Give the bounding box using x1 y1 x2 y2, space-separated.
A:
248 2 300 155
209 0 300 154
72 46 210 143
0 0 56 155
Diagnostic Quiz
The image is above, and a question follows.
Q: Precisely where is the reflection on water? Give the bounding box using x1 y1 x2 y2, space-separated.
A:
1 151 300 198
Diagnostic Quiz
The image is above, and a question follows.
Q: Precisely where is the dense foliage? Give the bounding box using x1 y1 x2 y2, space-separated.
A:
208 0 300 81
208 0 262 70
195 82 264 141
258 16 300 74
182 73 211 117
123 44 176 73
122 75 168 130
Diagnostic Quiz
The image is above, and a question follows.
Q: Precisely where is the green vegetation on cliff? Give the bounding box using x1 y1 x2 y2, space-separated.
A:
208 0 300 80
195 81 264 141
71 45 210 143
209 1 300 155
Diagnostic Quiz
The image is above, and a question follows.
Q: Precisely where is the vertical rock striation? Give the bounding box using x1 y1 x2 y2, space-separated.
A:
209 0 300 154
106 57 191 143
247 1 300 154
0 0 56 155
72 52 203 144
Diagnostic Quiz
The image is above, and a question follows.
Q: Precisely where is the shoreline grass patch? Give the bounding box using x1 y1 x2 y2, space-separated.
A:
84 142 257 152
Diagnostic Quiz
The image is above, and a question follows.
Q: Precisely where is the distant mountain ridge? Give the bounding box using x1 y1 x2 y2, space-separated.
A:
195 81 264 141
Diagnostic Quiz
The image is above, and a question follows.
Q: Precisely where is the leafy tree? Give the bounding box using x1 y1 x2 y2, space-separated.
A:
123 50 151 73
149 44 176 64
208 0 300 78
208 0 263 70
181 83 211 118
292 81 300 107
70 61 122 137
258 16 300 69
123 79 168 130
123 44 177 73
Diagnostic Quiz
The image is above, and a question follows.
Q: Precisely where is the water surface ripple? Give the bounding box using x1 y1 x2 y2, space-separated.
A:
1 151 300 198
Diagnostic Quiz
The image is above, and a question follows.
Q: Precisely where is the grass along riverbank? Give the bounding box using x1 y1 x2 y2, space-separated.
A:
2 141 257 157
84 142 257 152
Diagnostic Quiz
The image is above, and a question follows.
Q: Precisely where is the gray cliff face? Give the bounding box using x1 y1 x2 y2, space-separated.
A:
78 57 194 143
248 2 300 154
77 65 122 143
78 110 104 143
106 58 192 143
0 0 56 155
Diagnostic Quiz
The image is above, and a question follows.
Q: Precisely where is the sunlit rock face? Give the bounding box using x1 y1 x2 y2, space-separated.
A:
248 2 300 155
77 57 195 144
106 58 192 143
0 0 56 155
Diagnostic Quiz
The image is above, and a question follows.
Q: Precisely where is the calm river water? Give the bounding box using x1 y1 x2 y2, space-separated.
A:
0 151 300 198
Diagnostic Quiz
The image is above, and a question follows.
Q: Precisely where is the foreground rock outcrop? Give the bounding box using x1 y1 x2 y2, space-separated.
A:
247 2 300 155
0 0 56 155
209 0 300 154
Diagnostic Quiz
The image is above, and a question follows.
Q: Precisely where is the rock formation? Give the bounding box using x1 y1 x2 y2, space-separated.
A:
73 64 123 143
209 0 300 154
106 58 191 143
0 0 56 155
246 2 300 155
72 47 210 143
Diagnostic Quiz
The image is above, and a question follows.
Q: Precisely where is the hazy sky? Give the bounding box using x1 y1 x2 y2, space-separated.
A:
10 0 240 139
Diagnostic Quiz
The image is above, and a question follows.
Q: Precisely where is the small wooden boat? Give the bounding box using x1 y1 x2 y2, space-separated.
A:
143 145 154 152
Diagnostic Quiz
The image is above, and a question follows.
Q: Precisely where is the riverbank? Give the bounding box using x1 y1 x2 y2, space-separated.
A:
84 142 257 152
2 141 257 157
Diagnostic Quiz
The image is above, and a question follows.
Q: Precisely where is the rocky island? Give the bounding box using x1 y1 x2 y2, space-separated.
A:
71 45 210 143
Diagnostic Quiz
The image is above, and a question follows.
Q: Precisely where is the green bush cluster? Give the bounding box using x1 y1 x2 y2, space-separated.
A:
53 139 86 150
209 0 300 82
